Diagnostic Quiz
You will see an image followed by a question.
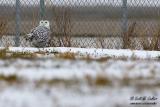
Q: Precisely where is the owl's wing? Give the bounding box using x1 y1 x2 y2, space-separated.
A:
31 26 51 42
27 26 39 39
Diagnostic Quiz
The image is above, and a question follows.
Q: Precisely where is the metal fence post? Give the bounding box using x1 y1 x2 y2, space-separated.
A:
122 0 128 34
15 0 21 47
40 0 45 19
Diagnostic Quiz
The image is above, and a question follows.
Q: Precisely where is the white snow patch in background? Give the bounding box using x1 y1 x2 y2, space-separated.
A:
1 47 160 59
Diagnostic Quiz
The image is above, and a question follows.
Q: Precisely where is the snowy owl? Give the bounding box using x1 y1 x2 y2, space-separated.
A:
26 20 51 48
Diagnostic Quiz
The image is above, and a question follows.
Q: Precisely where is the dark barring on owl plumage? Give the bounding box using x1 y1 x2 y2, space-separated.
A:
26 20 51 48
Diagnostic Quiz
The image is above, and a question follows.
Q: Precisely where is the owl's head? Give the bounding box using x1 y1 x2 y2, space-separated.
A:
39 20 50 29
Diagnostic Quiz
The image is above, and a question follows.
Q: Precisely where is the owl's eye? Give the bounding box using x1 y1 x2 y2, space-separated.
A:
45 22 47 23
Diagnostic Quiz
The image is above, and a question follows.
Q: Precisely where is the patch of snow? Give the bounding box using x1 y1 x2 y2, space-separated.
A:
0 58 160 107
0 88 53 107
1 47 159 59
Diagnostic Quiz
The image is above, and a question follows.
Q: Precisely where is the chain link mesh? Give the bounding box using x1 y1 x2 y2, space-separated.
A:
0 0 160 49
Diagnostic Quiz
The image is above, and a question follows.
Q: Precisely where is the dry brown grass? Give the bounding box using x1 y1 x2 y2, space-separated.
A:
0 48 35 59
95 73 111 86
139 26 160 50
150 27 160 50
123 22 136 49
52 6 72 47
122 21 160 50
55 52 76 60
96 37 105 48
0 19 7 36
96 57 111 62
32 9 38 29
139 28 150 50
11 52 35 59
54 51 111 61
85 73 111 86
0 74 19 84
36 78 79 87
0 48 7 59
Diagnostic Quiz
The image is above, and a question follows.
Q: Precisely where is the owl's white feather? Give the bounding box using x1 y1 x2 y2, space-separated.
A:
27 20 51 48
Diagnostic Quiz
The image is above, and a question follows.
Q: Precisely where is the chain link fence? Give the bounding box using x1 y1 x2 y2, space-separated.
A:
0 0 160 50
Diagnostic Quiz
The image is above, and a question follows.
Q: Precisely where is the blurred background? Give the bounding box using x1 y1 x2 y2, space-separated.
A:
0 1 160 107
0 0 160 49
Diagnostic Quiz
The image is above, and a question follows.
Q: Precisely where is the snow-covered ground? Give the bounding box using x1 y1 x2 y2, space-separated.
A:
1 47 160 59
0 57 160 107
